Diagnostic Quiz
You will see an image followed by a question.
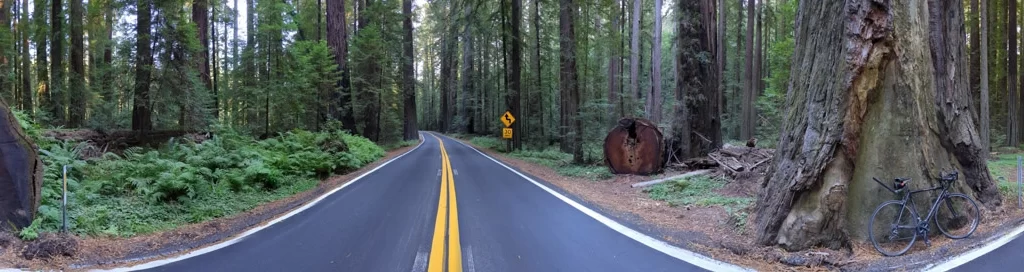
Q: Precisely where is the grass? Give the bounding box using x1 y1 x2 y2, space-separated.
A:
989 153 1023 200
463 136 612 180
644 175 753 209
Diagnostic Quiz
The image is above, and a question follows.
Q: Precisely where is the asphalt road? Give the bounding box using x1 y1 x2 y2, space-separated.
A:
131 132 716 272
951 230 1024 271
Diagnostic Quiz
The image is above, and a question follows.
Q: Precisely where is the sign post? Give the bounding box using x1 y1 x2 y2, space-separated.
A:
500 111 516 152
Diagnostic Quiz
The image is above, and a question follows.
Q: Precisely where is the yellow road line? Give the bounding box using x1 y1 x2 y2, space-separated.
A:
427 134 462 272
443 141 463 272
427 135 449 272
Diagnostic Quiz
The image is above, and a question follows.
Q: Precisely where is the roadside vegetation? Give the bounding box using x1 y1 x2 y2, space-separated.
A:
987 152 1024 199
461 135 612 180
18 112 386 239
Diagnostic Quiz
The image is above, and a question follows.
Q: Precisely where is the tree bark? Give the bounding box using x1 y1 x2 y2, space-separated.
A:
402 0 417 141
0 97 44 230
68 0 83 127
741 0 754 140
132 0 153 132
20 0 30 114
50 0 64 125
673 0 720 161
560 0 582 162
717 0 726 124
33 0 47 121
630 0 641 113
754 0 1001 251
608 0 621 124
928 0 1001 206
647 0 663 125
970 0 980 111
1008 0 1018 146
192 0 210 127
439 10 452 133
510 0 523 149
327 0 356 132
534 0 543 139
982 0 990 156
460 2 474 134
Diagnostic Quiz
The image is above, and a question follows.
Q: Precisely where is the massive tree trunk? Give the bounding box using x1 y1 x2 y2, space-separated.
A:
193 0 212 119
740 0 754 140
1008 0 1019 146
560 0 582 163
630 0 640 113
970 0 980 110
402 0 417 141
717 0 726 122
981 0 990 155
50 0 64 125
132 0 153 132
754 0 1001 251
459 2 473 134
326 0 356 132
672 0 720 162
509 0 522 149
647 0 663 125
439 12 452 133
68 0 83 127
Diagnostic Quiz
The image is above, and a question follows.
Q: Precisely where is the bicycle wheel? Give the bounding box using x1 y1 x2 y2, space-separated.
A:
935 193 980 239
869 200 918 256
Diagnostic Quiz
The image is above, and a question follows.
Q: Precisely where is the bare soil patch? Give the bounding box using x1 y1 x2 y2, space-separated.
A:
0 142 419 271
460 139 1024 271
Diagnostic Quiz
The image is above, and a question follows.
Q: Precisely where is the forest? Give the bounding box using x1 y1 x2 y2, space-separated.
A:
0 0 1015 264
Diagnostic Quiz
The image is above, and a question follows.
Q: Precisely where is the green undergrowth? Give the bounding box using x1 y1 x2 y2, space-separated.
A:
17 112 385 238
644 175 753 209
462 136 611 180
989 153 1023 199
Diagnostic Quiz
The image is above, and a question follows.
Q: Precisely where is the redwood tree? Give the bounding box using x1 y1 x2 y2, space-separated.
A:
754 0 1000 251
560 0 581 163
327 0 357 131
132 0 153 132
402 0 418 140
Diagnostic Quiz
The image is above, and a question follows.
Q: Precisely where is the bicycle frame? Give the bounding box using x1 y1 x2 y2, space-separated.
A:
871 176 954 230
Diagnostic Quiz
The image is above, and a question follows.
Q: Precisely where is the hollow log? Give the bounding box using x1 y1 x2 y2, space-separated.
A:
0 100 44 230
604 118 665 175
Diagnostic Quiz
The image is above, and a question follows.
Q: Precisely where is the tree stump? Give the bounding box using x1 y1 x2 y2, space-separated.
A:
0 101 44 230
603 118 664 175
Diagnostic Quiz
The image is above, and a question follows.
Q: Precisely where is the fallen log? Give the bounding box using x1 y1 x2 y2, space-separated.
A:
631 170 713 188
709 153 745 173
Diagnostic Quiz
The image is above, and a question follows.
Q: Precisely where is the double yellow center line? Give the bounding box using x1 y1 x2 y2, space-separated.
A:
428 134 462 272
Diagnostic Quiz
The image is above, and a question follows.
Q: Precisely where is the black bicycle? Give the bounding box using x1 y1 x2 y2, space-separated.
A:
868 170 981 256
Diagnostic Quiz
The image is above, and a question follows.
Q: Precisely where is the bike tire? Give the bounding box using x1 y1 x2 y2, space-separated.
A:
869 200 918 256
935 193 980 239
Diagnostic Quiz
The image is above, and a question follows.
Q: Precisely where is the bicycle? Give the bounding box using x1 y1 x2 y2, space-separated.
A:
868 170 981 256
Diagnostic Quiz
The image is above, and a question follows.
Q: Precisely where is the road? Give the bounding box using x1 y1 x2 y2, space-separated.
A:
949 227 1024 271
126 132 734 272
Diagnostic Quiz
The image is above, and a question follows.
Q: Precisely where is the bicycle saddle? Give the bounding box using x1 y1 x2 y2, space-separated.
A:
894 178 910 190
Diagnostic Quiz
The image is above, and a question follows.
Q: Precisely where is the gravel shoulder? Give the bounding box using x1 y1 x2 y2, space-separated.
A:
0 142 421 271
455 138 1024 271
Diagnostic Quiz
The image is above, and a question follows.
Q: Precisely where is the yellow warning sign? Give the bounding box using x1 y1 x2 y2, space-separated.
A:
500 111 516 127
502 128 513 139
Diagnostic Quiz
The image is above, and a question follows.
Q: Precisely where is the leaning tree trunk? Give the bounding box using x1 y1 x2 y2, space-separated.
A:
754 0 1001 251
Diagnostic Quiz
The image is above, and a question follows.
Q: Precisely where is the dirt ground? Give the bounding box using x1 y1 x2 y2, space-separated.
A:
461 140 1024 272
0 143 419 271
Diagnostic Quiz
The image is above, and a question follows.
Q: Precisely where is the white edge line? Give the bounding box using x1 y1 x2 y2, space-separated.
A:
100 133 428 272
438 134 754 272
921 222 1024 272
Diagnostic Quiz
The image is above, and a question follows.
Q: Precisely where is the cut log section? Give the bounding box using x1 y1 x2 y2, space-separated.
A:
604 118 665 175
0 102 44 230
